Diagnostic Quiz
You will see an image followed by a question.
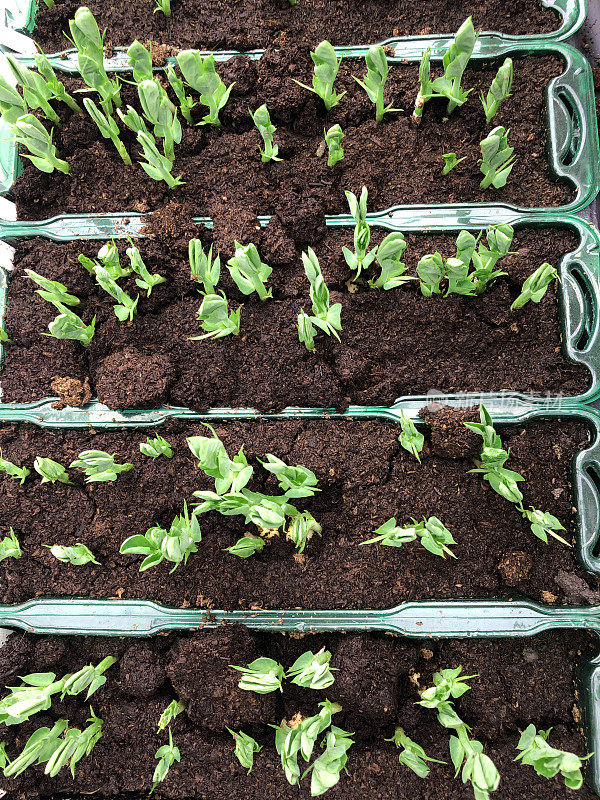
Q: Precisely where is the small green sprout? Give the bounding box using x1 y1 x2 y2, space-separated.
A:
260 453 319 498
120 502 202 572
140 434 173 459
0 75 28 124
127 40 153 83
68 6 122 114
176 52 234 126
47 308 96 346
61 656 117 700
0 529 22 562
286 648 336 690
481 58 513 124
166 64 195 124
398 410 424 461
298 248 342 351
386 728 446 778
294 40 346 111
515 724 589 790
126 243 165 296
0 455 30 484
154 0 172 15
510 262 558 311
158 700 185 733
94 266 139 322
79 241 130 280
224 534 265 558
138 79 182 161
70 450 134 483
191 293 241 340
343 187 377 278
45 543 100 566
6 56 61 125
324 124 344 166
0 326 8 343
360 516 457 559
189 238 220 292
416 252 444 296
441 152 466 174
83 98 132 164
11 114 69 174
33 457 73 485
227 243 273 300
26 270 80 308
117 104 149 137
522 508 570 546
45 709 104 778
188 426 253 494
370 232 412 290
307 726 354 796
42 0 56 7
287 511 321 553
34 51 84 113
231 657 285 694
4 720 66 776
251 104 281 162
137 130 185 188
152 728 180 793
479 126 515 189
354 45 397 122
0 672 67 726
413 18 477 122
228 729 262 774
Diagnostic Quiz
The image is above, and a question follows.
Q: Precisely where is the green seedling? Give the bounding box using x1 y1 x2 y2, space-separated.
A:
324 124 344 166
48 308 95 346
6 56 61 125
0 455 30 484
61 656 117 700
45 543 100 566
0 673 67 726
137 130 185 187
94 266 139 322
0 529 22 562
0 326 8 343
83 98 132 164
126 243 165 296
138 78 182 161
251 103 281 163
294 40 346 111
154 0 172 14
511 262 558 311
481 58 513 124
398 411 424 462
298 248 342 351
11 114 69 174
189 238 220 293
127 40 153 83
34 457 73 485
515 724 590 790
386 728 446 778
307 726 354 796
152 728 180 793
157 700 185 733
224 535 265 558
70 450 133 482
120 502 202 572
0 73 29 124
286 648 336 690
479 126 515 189
287 510 321 553
260 453 319 498
187 425 253 494
370 232 412 290
231 657 285 694
441 152 466 174
166 64 195 124
34 50 84 113
26 270 80 308
343 187 377 279
79 241 130 280
361 516 457 559
68 6 122 113
140 434 173 459
117 104 149 136
176 51 234 125
228 729 262 774
354 44 397 122
191 293 241 340
227 243 273 300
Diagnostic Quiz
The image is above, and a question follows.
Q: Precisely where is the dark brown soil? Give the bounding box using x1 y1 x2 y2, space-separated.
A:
1 227 588 410
11 52 572 220
0 413 596 608
31 0 561 53
0 627 595 799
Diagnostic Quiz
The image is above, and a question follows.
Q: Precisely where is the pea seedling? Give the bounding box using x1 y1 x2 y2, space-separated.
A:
138 78 182 161
83 98 132 164
511 263 558 311
137 130 185 188
11 114 69 174
166 64 195 124
68 7 122 114
324 124 344 166
441 152 466 174
227 243 273 300
398 410 424 461
231 657 285 694
189 238 220 292
0 454 30 484
140 434 173 459
6 56 62 125
228 729 262 774
286 648 337 690
297 248 342 351
287 510 321 553
34 457 73 485
44 543 100 566
61 656 117 699
70 450 134 482
94 266 139 322
34 51 84 113
120 502 202 572
515 725 590 790
481 58 513 124
479 126 515 189
0 529 22 562
361 516 457 559
386 728 446 778
176 51 234 125
294 40 346 111
224 535 265 558
126 243 165 296
157 700 185 733
154 0 172 16
354 45 397 122
152 728 180 793
251 104 282 162
343 187 377 278
192 293 241 340
127 40 153 83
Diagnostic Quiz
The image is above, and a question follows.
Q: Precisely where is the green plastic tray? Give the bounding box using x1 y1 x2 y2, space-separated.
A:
0 0 588 49
0 39 598 214
1 207 599 415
